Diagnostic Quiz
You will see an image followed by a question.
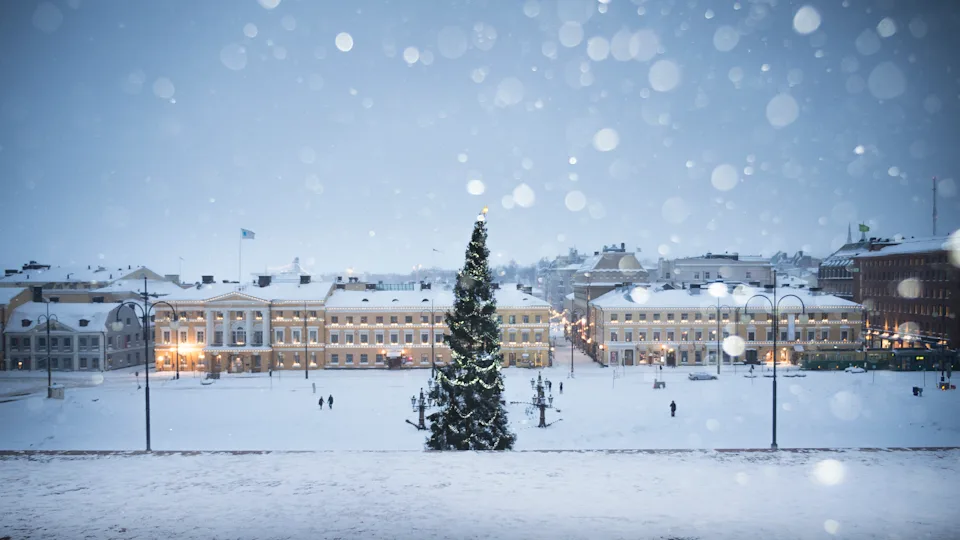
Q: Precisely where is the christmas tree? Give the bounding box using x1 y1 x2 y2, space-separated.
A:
426 208 515 450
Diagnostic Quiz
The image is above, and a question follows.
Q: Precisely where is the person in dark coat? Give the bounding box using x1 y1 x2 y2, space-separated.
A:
328 395 334 409
670 400 677 417
318 397 324 409
559 381 563 394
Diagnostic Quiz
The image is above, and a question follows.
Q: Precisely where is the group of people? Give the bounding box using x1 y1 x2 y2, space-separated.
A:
318 395 334 409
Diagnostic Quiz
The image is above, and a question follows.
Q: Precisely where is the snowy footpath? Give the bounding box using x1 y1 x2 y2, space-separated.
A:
2 449 959 539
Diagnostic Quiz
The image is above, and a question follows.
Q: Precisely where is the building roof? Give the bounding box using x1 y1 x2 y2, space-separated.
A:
92 279 187 297
590 283 860 311
0 287 26 306
856 236 950 258
820 240 872 268
323 285 549 310
162 281 335 303
6 302 123 332
0 264 157 286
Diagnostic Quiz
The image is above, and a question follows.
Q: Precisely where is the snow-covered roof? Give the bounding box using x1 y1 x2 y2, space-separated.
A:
325 288 454 309
820 241 873 268
590 284 860 311
162 281 335 303
92 279 186 297
0 265 156 285
495 288 550 309
0 288 26 305
6 302 124 332
856 236 950 258
324 285 549 310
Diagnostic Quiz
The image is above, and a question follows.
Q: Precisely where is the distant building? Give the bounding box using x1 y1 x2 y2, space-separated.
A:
855 235 958 350
151 259 551 372
539 248 586 310
0 288 30 371
0 262 170 303
657 253 773 286
570 244 648 360
589 282 862 368
3 300 144 371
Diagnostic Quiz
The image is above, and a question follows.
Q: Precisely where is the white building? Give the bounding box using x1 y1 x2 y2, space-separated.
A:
658 253 773 286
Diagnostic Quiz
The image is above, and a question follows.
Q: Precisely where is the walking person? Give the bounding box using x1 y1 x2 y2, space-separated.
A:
318 397 324 409
559 381 563 394
670 400 677 417
328 395 334 409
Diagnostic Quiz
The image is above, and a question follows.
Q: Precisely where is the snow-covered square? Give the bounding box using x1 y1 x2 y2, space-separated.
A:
2 345 958 451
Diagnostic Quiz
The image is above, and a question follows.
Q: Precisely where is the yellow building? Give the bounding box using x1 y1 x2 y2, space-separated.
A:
587 282 863 367
153 270 550 371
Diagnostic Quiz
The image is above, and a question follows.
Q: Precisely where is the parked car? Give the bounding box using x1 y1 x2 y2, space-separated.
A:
688 372 718 381
845 366 866 374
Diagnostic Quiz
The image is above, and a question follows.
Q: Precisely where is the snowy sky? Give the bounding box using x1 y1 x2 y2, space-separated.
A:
0 0 957 278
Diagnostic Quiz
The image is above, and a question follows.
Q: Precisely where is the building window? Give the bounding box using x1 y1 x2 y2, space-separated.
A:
78 337 87 350
521 331 530 342
330 333 339 344
345 354 354 365
610 314 618 322
653 313 660 322
821 329 830 341
345 334 354 344
330 316 339 324
233 329 246 345
639 314 647 321
391 333 399 344
376 333 384 344
346 316 354 324
681 331 689 341
375 354 384 364
522 315 530 324
695 331 703 341
309 330 318 343
196 331 205 344
625 313 633 321
421 333 429 343
214 331 223 346
51 337 59 349
360 316 368 324
653 331 661 341
746 271 752 279
509 315 516 324
695 313 702 322
390 316 398 324
360 354 369 364
807 330 815 341
694 272 700 280
508 332 517 343
330 354 339 365
704 272 711 279
273 330 283 344
435 333 444 343
638 332 646 341
667 331 674 341
421 354 428 365
496 315 503 324
722 313 729 321
405 316 413 324
625 331 633 342
434 315 443 324
667 313 674 321
376 316 384 324
405 333 413 344
535 315 542 323
90 337 99 350
841 330 849 342
748 331 755 341
780 330 788 341
610 332 618 342
292 330 301 344
360 333 369 344
535 332 543 342
80 358 88 369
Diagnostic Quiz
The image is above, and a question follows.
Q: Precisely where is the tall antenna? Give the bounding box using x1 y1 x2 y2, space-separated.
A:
932 176 938 236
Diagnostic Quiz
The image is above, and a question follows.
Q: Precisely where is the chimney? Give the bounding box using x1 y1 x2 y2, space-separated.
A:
128 265 131 270
365 283 376 290
202 275 214 284
258 275 272 288
335 283 346 290
87 265 91 270
32 286 43 303
523 286 533 294
337 276 343 283
689 284 701 296
300 275 312 285
764 283 774 293
4 269 17 276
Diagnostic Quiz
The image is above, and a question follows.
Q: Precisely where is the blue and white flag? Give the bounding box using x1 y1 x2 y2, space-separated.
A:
241 228 256 240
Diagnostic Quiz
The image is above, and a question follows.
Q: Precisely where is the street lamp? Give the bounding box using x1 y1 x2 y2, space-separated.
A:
421 299 437 376
170 316 181 380
744 278 806 450
112 276 177 452
36 301 59 398
303 301 309 380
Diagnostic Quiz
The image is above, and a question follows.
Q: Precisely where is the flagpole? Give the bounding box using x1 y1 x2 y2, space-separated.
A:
239 237 242 286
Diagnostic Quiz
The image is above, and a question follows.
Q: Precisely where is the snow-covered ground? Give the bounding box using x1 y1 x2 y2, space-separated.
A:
2 450 958 539
2 344 958 451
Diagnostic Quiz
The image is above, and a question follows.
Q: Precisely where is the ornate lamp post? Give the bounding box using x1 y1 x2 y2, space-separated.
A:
744 278 805 450
113 276 178 452
36 301 59 398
